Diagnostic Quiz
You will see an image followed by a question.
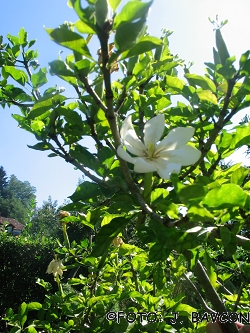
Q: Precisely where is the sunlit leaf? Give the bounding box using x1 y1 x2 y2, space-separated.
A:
31 68 48 88
91 216 128 257
185 74 216 93
45 28 92 58
203 184 247 209
196 90 218 105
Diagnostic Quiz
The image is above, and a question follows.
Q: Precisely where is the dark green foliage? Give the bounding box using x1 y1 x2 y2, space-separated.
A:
0 233 56 331
0 167 36 223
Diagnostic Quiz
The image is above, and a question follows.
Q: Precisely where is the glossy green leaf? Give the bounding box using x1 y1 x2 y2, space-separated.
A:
27 302 42 311
91 216 128 257
230 166 249 186
187 205 214 222
75 20 96 34
165 75 184 90
203 184 247 209
3 66 28 86
70 145 101 171
119 36 163 60
185 74 216 93
178 185 206 205
25 326 38 333
109 0 122 10
69 0 96 32
115 18 146 52
31 68 48 88
95 0 109 27
27 142 54 151
149 243 170 262
216 29 230 65
230 124 250 149
18 27 28 46
27 95 67 119
196 90 218 105
204 251 217 288
153 265 165 290
114 0 153 29
69 181 100 202
75 58 95 77
220 226 231 247
45 28 92 58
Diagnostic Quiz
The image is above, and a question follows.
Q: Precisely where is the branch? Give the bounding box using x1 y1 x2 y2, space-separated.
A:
181 78 236 179
50 137 112 188
183 273 216 313
193 260 238 333
78 74 108 114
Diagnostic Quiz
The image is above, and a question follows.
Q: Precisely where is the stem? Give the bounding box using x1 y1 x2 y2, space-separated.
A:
56 274 64 296
62 223 70 250
143 172 153 205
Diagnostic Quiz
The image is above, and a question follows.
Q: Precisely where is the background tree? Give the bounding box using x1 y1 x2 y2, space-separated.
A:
1 2 250 333
0 167 36 223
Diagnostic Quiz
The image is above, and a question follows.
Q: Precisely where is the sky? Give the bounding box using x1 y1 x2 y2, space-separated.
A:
0 0 250 207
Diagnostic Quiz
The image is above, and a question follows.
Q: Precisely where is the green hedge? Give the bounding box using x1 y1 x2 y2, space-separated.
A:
0 233 57 330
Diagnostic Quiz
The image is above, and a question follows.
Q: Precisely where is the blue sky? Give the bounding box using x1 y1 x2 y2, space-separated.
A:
1 0 250 207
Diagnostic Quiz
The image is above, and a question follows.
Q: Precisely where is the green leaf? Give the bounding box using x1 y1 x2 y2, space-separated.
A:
204 251 217 288
114 0 153 29
119 36 163 60
187 205 214 222
149 243 170 263
3 66 28 86
70 145 101 172
196 90 218 105
203 184 247 209
185 74 216 93
27 142 54 151
45 28 92 58
109 0 122 10
153 265 165 290
57 106 82 125
91 216 129 257
18 302 27 317
115 18 146 52
220 226 231 247
31 68 48 88
230 124 250 149
18 302 27 327
18 27 28 46
25 326 38 333
230 166 249 186
27 302 42 311
95 0 109 27
165 75 184 90
27 95 67 119
69 181 100 202
178 185 206 205
216 29 230 65
75 20 96 34
75 58 95 77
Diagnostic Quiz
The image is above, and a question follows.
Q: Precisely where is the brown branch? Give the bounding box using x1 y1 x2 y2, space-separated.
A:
192 260 238 333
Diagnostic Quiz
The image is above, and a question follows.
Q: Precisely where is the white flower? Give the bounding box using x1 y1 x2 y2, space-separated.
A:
117 114 201 180
46 259 64 277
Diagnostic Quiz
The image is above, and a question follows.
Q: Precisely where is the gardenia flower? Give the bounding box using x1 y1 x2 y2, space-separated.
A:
117 114 201 179
46 259 64 277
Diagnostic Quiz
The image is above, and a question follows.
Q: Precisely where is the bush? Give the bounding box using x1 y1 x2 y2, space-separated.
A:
0 233 56 330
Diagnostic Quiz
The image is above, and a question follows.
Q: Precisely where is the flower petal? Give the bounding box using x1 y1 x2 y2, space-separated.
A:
155 159 182 179
156 127 195 152
120 115 145 152
144 114 165 147
117 145 136 164
134 157 158 173
159 145 201 166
